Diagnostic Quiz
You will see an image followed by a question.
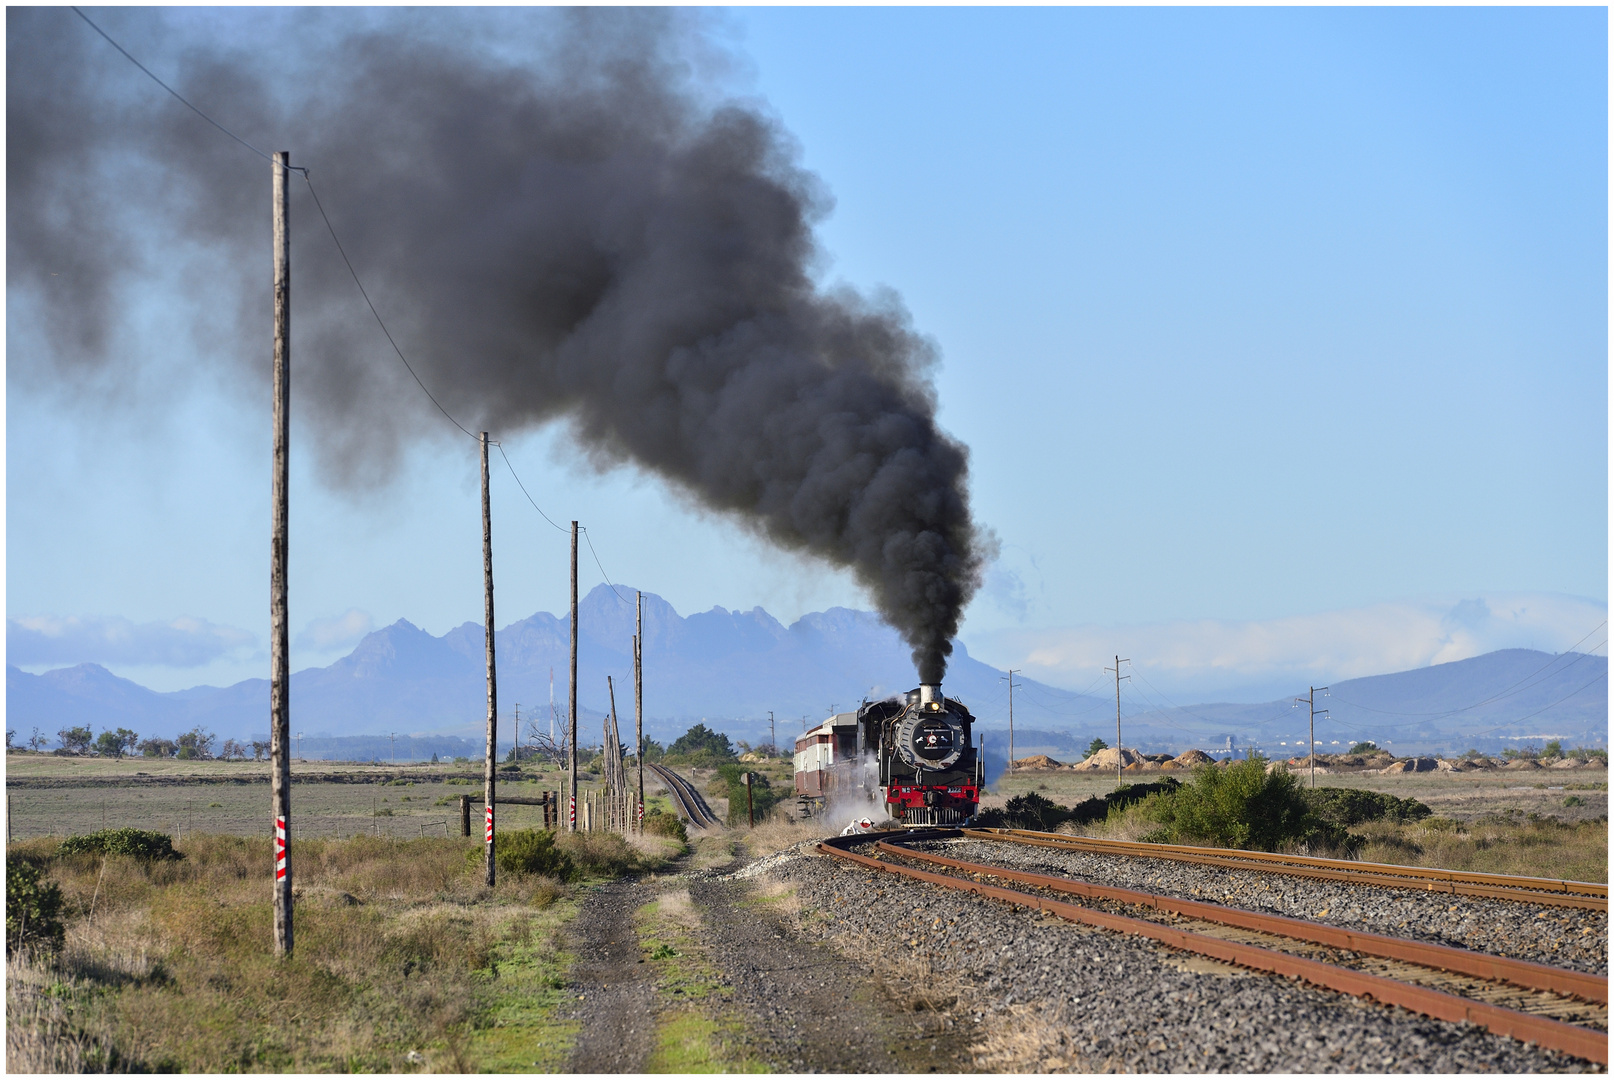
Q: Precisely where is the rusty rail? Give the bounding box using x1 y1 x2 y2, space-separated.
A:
875 838 1607 1004
818 834 1607 1065
965 828 1608 911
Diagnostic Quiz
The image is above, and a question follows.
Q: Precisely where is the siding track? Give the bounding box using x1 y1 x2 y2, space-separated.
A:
967 827 1608 911
819 830 1609 1065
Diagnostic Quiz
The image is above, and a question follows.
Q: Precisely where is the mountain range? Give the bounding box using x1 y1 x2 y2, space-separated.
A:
8 586 1606 758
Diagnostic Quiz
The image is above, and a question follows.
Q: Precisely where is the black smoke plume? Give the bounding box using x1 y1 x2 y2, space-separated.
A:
7 9 987 683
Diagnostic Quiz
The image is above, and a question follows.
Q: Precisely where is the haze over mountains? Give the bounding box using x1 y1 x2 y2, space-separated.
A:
8 586 1606 759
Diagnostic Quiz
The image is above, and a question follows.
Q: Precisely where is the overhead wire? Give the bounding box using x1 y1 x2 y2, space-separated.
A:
71 7 275 165
74 8 632 596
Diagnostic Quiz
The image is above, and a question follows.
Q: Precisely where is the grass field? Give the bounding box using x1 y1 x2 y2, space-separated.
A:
6 824 682 1072
5 756 691 842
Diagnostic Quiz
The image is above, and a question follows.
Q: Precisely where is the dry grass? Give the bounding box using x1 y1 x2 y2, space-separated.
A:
970 1001 1089 1073
742 815 837 856
1353 815 1608 882
5 832 577 1072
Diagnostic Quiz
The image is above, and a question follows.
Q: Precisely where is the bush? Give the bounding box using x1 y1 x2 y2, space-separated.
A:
974 781 1179 831
642 809 688 843
1133 757 1349 852
1302 787 1432 828
555 831 640 879
7 856 65 954
57 828 182 861
496 829 576 880
1348 741 1380 755
1086 737 1109 757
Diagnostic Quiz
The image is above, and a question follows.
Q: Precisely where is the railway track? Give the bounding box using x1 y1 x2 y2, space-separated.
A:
966 827 1609 911
647 763 721 829
819 830 1609 1065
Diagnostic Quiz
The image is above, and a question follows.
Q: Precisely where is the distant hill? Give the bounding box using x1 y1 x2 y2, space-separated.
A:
7 590 1604 759
1106 648 1607 757
6 586 1106 753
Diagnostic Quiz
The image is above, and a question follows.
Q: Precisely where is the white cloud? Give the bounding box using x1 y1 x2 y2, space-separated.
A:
294 609 375 654
7 614 256 668
968 592 1608 700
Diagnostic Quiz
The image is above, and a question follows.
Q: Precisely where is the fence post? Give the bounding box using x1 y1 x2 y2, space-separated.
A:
460 794 471 837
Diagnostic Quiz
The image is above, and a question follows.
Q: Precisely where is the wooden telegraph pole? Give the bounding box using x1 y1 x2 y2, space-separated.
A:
635 589 644 828
269 151 293 958
481 433 497 886
569 522 579 831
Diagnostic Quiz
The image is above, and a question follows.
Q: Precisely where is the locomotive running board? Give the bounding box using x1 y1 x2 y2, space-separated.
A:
817 833 1607 1066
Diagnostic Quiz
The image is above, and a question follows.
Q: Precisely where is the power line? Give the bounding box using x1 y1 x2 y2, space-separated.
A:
72 7 276 165
492 443 569 534
580 527 630 604
72 7 625 570
299 176 478 442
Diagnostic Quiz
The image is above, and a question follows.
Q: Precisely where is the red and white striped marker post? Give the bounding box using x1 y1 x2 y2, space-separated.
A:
570 795 577 830
485 804 494 845
638 800 644 829
275 816 288 883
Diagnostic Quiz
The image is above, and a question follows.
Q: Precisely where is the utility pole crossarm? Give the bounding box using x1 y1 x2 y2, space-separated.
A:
1104 656 1131 783
1293 685 1330 788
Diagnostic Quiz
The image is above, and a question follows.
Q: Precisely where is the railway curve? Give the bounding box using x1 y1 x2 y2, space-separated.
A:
647 762 720 829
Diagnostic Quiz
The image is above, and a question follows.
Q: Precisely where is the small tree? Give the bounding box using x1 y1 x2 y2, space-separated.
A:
668 723 736 763
176 726 215 760
1543 740 1564 761
139 737 178 758
1086 737 1109 758
250 740 270 761
219 739 247 761
1348 741 1380 755
95 730 125 758
57 726 94 755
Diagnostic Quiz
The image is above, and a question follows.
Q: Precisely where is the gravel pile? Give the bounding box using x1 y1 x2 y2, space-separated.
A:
771 851 1601 1072
910 838 1608 975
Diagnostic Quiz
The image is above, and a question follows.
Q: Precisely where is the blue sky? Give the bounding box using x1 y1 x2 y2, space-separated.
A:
7 7 1607 700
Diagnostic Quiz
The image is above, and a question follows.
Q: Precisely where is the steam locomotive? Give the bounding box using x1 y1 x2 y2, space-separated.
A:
793 683 981 826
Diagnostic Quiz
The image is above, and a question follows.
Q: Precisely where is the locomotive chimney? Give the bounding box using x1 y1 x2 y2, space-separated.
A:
918 683 942 707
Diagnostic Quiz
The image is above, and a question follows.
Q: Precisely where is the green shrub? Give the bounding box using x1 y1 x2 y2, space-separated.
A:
1348 741 1380 755
58 828 182 861
642 809 688 843
1302 787 1432 828
974 781 1178 831
7 856 65 954
982 792 1076 831
1133 757 1349 852
496 829 576 880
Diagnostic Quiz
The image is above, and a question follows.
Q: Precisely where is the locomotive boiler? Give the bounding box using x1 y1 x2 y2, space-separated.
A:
794 683 982 826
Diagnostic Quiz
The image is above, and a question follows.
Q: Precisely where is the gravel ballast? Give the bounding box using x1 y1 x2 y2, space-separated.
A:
912 838 1608 976
767 845 1604 1073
